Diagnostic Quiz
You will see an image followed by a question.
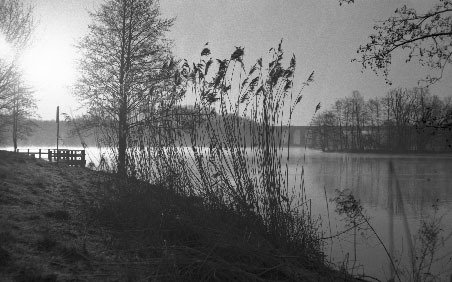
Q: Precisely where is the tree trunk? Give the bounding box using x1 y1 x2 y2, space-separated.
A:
118 102 128 177
12 99 18 152
117 1 128 177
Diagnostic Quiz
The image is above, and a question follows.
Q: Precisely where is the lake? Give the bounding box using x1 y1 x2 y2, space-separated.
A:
295 149 452 281
4 146 452 280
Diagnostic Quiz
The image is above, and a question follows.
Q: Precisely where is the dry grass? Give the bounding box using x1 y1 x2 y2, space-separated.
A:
14 264 58 282
91 178 351 281
0 150 127 280
44 210 71 221
123 42 319 251
0 149 358 281
79 42 358 280
0 247 11 267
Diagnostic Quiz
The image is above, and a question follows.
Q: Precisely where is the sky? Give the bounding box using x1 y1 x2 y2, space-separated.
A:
15 0 452 125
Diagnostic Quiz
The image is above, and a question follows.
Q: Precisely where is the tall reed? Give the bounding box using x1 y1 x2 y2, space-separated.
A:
126 41 320 253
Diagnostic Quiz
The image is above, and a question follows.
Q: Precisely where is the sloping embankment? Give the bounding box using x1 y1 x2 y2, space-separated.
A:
0 151 125 280
0 150 356 281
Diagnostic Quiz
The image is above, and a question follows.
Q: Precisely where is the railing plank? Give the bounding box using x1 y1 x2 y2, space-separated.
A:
17 149 86 167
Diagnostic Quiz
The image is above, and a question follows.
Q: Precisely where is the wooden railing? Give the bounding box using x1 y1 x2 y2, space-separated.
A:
16 148 86 167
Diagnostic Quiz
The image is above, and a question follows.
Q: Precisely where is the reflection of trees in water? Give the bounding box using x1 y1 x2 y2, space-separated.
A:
306 155 452 213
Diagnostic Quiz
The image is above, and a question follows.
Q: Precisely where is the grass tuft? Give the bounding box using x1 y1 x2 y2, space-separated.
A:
0 231 16 244
34 175 47 189
0 167 8 179
14 265 57 282
44 210 70 221
59 244 89 263
36 235 57 252
0 246 11 266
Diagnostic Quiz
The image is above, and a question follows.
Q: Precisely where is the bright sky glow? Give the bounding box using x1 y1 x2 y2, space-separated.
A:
18 35 79 118
17 0 97 119
0 33 14 62
18 36 79 119
21 38 76 86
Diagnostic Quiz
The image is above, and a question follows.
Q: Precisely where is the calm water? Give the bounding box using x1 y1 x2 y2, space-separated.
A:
5 146 452 280
295 149 452 281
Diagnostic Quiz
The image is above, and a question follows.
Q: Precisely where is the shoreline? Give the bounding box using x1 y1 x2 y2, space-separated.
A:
0 150 357 281
318 149 452 157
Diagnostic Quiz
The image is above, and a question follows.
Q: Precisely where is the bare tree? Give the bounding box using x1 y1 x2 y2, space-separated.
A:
364 98 380 149
0 0 34 104
76 0 182 176
386 88 417 149
340 0 452 85
0 77 37 148
310 87 452 152
350 91 365 150
11 83 37 151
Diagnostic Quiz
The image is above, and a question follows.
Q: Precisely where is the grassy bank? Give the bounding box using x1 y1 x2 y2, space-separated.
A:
0 150 124 281
0 150 358 281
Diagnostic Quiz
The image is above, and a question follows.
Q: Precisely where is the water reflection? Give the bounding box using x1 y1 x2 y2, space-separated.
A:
296 149 452 281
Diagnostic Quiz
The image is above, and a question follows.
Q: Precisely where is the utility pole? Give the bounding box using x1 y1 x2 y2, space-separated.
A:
12 97 18 152
56 106 59 163
12 83 19 152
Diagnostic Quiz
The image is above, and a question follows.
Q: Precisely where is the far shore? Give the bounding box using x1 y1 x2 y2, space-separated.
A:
319 148 452 157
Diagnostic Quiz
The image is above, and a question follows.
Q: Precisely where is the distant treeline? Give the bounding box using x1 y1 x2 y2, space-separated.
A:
3 88 452 152
0 119 96 148
309 88 452 152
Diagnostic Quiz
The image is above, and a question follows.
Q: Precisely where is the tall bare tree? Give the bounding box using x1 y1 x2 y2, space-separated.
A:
76 0 181 176
340 0 452 85
11 83 37 151
310 87 452 152
0 0 34 106
0 1 34 144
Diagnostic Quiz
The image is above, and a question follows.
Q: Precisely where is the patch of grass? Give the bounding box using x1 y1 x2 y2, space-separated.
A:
28 215 41 220
14 265 57 282
0 166 8 179
36 235 57 252
92 180 334 281
0 231 16 244
58 244 89 263
23 200 33 205
34 175 47 189
44 210 70 221
27 186 39 195
0 246 11 266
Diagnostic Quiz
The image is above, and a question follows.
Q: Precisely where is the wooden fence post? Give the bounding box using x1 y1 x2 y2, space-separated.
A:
48 149 52 162
39 149 41 159
81 150 86 167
